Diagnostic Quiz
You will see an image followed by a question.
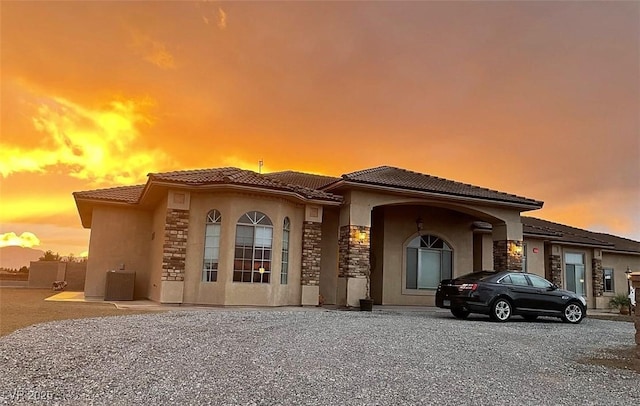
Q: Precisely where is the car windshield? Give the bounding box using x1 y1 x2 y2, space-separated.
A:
454 271 496 283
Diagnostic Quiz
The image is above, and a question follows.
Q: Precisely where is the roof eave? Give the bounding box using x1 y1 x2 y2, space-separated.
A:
547 240 614 249
601 248 640 256
141 180 342 206
73 196 139 228
326 180 542 211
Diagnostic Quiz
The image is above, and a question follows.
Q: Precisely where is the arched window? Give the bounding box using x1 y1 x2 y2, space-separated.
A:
234 211 273 283
406 234 452 290
203 210 222 282
281 217 290 284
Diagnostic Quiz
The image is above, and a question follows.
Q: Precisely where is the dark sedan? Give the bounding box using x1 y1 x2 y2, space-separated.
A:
435 271 587 323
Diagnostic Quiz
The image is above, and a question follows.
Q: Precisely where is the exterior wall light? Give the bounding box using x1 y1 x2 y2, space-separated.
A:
416 217 423 233
357 228 367 243
508 241 523 256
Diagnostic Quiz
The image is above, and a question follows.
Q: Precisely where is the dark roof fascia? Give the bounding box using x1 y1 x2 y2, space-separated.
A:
546 240 613 249
140 180 342 206
471 223 559 239
601 249 640 256
327 179 542 211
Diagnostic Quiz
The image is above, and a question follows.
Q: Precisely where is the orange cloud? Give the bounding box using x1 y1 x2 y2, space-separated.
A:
0 95 174 185
0 232 41 248
129 30 176 70
218 7 227 30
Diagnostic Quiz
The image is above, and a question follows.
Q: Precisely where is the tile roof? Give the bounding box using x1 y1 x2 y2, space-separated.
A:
338 166 542 207
265 171 340 190
474 217 639 253
73 185 144 204
523 217 640 252
148 167 341 202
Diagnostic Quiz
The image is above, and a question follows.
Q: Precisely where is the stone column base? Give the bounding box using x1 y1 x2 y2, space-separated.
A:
301 285 320 306
160 280 184 304
337 276 367 307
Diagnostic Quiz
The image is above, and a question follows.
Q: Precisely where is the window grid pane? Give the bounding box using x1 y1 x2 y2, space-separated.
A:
234 212 273 284
406 234 452 290
603 268 614 292
281 223 290 284
202 214 221 282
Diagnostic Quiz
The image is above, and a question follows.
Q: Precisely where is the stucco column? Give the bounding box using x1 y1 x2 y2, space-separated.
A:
492 221 523 272
546 244 563 288
338 225 370 307
301 220 322 305
337 194 372 307
300 205 323 306
591 249 603 298
159 190 190 304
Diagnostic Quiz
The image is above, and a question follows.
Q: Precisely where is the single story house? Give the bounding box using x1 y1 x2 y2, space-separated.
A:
73 166 640 309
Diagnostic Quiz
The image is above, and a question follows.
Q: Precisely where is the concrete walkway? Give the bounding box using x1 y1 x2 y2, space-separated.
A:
43 291 631 317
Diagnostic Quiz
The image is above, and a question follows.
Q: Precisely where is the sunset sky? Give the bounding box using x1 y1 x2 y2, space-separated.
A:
1 1 639 256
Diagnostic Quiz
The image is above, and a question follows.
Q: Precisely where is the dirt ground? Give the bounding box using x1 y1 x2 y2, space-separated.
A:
0 288 155 337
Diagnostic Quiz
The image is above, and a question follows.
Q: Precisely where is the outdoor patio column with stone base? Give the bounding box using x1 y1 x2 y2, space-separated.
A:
159 191 190 304
301 220 322 306
492 221 523 272
337 225 370 307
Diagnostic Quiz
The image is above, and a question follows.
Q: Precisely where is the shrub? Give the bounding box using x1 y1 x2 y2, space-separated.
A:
608 293 631 310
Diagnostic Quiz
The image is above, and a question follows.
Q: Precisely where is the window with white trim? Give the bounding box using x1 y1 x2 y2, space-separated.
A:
281 217 290 284
405 234 452 290
603 268 614 292
234 211 273 283
202 210 221 282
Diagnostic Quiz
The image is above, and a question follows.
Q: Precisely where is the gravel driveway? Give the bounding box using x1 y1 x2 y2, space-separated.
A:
0 308 637 405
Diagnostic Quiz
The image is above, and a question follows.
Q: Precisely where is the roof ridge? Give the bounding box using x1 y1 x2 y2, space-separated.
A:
342 166 391 178
74 184 145 194
345 166 540 204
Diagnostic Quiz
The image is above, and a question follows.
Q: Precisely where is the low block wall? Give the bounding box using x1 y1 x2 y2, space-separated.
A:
28 261 86 289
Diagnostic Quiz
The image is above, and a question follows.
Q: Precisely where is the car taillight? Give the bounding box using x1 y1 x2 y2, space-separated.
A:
459 283 478 292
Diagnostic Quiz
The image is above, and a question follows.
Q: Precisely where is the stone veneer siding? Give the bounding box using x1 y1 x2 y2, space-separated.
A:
301 221 322 286
161 208 189 281
338 225 370 278
591 257 603 297
547 253 563 288
493 240 523 272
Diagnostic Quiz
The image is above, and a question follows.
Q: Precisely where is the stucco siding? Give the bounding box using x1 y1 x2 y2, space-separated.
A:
319 208 339 305
85 205 152 298
182 192 305 306
380 205 475 306
523 238 545 277
600 252 640 308
148 198 168 302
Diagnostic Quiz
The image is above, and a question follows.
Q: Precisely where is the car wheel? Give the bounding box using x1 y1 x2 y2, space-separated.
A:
522 315 538 321
561 302 584 324
451 307 470 319
490 298 512 322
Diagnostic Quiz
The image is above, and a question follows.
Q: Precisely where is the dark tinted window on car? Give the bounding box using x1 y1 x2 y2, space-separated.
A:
501 274 529 286
455 271 496 282
510 273 529 286
527 275 552 289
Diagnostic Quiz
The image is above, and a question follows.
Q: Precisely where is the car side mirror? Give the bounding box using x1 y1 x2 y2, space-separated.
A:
549 284 558 291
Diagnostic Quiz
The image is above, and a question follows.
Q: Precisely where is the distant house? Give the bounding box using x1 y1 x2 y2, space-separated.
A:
73 166 640 309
